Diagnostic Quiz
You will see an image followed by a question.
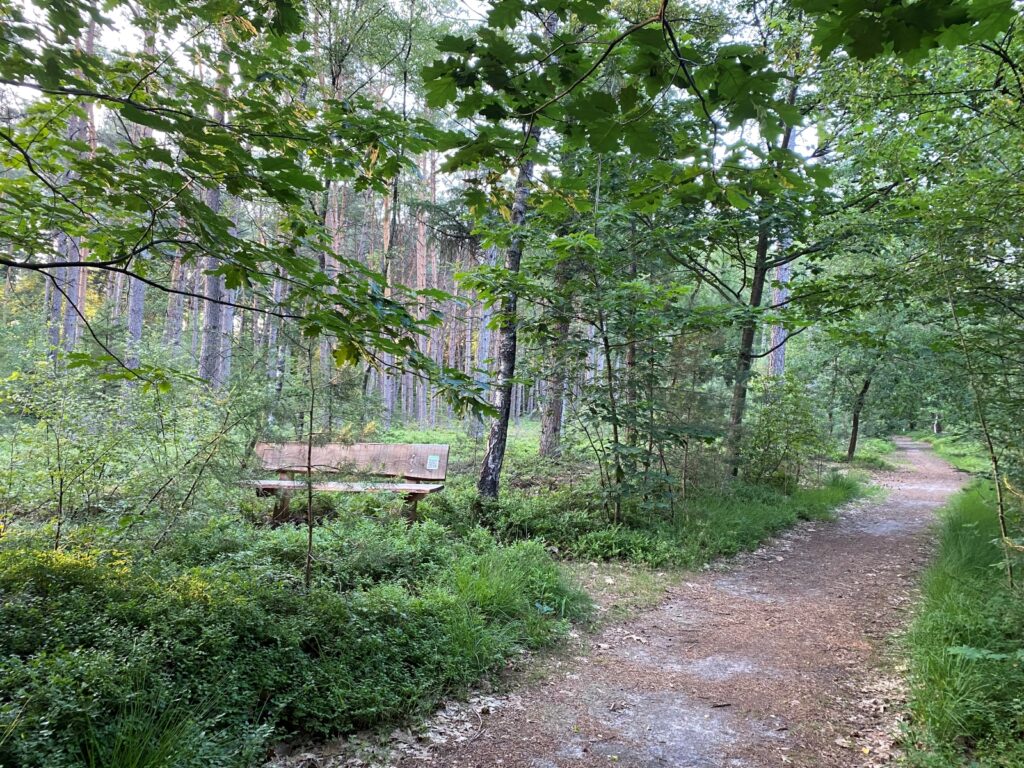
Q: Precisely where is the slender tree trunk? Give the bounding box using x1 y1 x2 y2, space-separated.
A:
624 243 639 446
478 143 538 500
727 227 771 474
109 271 125 322
379 181 400 428
414 197 429 424
125 277 145 369
56 20 98 353
538 294 569 456
198 188 224 385
768 261 791 376
46 268 63 359
846 375 873 461
768 91 798 377
164 255 185 349
189 267 202 361
218 286 236 387
470 246 498 440
599 311 624 520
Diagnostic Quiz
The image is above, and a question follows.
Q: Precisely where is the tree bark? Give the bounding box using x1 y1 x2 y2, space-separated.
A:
767 90 799 377
477 143 537 500
469 246 498 440
46 268 63 360
218 286 236 387
846 375 873 461
538 255 569 456
163 255 185 350
727 226 771 474
125 276 145 370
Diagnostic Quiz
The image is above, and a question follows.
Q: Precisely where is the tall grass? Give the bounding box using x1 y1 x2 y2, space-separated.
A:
905 483 1024 766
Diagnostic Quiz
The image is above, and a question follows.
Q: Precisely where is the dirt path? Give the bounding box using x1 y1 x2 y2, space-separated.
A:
382 439 964 768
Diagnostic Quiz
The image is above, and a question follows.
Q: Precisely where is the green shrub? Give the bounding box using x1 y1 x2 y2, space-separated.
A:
741 376 829 491
425 472 861 569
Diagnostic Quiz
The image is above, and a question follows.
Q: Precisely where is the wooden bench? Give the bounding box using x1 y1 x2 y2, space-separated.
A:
248 442 449 520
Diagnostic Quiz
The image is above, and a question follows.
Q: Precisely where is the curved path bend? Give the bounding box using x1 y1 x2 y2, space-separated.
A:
392 439 964 768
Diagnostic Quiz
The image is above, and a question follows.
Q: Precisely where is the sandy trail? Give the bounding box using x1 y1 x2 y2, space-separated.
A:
390 438 965 768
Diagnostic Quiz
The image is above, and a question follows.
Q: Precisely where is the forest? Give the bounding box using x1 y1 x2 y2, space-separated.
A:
1 0 1023 765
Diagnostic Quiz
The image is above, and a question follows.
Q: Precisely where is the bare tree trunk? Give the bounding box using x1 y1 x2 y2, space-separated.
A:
164 255 185 350
125 276 145 369
46 268 63 359
267 275 284 377
477 140 537 500
198 188 224 385
414 198 429 424
768 101 798 377
189 266 202 362
218 287 236 387
380 181 400 428
57 20 97 353
109 271 125 322
768 259 791 376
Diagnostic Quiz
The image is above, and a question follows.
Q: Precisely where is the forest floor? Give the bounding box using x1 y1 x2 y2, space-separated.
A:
280 439 965 768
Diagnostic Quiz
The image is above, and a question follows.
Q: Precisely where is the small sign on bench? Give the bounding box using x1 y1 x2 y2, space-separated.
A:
246 442 450 520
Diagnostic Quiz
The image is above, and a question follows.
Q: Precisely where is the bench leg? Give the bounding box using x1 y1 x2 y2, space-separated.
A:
272 489 293 522
403 493 425 522
269 472 295 523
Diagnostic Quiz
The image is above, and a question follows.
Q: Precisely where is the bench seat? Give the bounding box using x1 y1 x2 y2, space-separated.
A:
246 480 444 495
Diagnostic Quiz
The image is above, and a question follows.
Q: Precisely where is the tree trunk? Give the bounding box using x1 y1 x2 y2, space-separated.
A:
727 227 771 474
218 286 236 387
164 255 185 350
767 97 798 377
46 269 64 362
846 375 873 461
477 143 537 500
539 263 570 457
768 260 791 376
469 246 498 440
197 186 224 385
624 242 638 446
125 276 145 369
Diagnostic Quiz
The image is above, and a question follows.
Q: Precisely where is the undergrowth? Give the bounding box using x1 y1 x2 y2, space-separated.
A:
905 483 1024 767
424 471 862 568
0 513 590 767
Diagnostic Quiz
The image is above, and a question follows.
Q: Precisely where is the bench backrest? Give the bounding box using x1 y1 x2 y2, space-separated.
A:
255 442 449 482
